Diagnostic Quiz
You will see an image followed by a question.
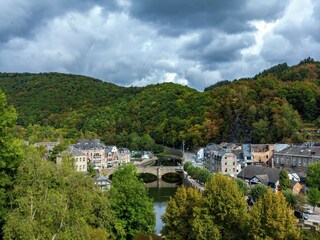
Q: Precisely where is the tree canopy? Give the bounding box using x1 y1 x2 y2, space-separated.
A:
162 175 302 239
3 147 114 240
249 189 301 240
0 89 24 237
109 164 155 239
279 169 291 191
1 60 320 148
307 162 320 190
161 186 203 240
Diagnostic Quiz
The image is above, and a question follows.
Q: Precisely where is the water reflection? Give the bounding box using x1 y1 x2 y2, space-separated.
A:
147 185 178 234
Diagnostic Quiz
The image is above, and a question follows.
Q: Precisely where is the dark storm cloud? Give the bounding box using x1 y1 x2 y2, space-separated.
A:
182 31 255 68
0 0 119 42
128 0 289 35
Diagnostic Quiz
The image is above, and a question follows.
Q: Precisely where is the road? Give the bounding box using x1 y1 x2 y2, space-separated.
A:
183 152 196 162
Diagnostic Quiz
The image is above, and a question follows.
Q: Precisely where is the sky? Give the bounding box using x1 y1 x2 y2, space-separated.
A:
1 0 320 91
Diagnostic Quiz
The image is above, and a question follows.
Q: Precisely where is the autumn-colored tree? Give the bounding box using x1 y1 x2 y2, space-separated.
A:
161 186 203 240
200 174 249 239
249 189 301 239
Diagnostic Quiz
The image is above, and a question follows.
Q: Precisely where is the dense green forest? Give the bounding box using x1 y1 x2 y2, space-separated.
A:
1 58 320 148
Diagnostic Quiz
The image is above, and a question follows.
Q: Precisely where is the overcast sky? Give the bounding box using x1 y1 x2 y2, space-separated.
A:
1 0 319 90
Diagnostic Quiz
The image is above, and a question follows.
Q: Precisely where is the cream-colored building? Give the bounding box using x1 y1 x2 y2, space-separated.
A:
213 150 238 177
56 146 87 172
118 148 131 165
74 139 106 169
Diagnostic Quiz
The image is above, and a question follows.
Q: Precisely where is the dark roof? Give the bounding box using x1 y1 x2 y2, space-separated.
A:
255 174 269 184
238 165 281 184
75 139 106 150
94 174 111 184
275 146 320 158
61 145 86 157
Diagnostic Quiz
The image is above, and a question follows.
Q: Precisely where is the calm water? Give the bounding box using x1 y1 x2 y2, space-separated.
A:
147 186 178 234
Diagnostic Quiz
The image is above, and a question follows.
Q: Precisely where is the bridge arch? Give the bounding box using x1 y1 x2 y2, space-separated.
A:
102 166 183 179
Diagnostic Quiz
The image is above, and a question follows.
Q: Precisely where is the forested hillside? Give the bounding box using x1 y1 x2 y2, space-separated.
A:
1 58 320 148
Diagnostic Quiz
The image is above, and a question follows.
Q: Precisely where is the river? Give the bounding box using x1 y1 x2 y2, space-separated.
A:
147 184 178 234
145 154 182 234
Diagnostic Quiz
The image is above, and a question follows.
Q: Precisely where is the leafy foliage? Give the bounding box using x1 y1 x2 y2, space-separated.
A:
282 189 297 208
308 188 320 210
109 164 155 239
184 162 212 183
249 189 301 239
279 169 291 191
0 89 23 237
250 184 268 202
161 186 203 240
3 147 114 240
307 162 320 190
1 61 320 148
162 175 302 239
236 178 249 195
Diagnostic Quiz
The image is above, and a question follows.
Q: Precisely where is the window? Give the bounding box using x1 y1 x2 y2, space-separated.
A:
225 169 227 172
233 168 235 172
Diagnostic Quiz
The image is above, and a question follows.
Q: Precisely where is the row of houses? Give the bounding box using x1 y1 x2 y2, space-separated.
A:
200 142 320 180
56 139 131 172
237 165 303 194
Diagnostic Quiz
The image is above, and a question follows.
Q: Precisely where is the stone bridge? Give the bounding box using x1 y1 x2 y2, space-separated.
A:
103 166 183 179
144 179 180 188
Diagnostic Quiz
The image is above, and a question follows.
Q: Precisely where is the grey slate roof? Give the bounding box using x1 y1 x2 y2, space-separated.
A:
255 174 269 185
238 165 281 184
275 146 320 157
205 143 217 151
75 139 106 150
274 144 289 152
94 174 112 184
63 145 86 156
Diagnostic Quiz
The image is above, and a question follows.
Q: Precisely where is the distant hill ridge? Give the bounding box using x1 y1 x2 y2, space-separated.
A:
1 58 320 147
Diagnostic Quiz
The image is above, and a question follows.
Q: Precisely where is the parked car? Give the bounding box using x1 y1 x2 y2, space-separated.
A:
294 210 309 220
